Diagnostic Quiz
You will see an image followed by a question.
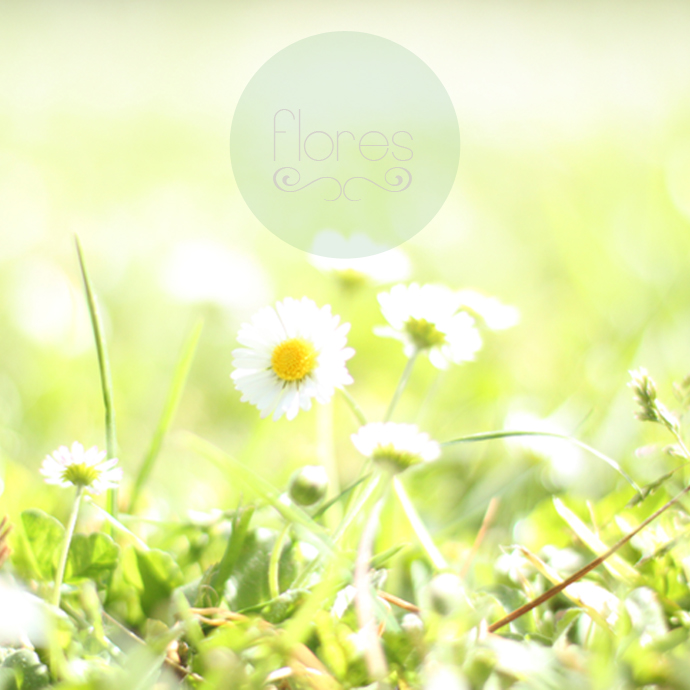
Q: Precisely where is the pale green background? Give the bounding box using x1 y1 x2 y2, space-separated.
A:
0 1 689 530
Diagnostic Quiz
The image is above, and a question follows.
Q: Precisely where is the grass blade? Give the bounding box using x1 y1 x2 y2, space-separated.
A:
443 429 642 494
129 320 203 512
552 498 639 583
516 545 613 632
488 480 690 633
183 433 335 554
393 475 448 571
75 235 118 518
312 474 371 519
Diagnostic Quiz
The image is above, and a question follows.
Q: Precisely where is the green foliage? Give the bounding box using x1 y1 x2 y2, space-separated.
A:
0 650 50 690
14 509 65 582
64 534 119 584
109 547 184 623
3 16 690 685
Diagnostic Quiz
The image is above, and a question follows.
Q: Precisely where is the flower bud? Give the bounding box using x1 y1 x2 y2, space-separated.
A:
288 465 328 507
425 573 466 616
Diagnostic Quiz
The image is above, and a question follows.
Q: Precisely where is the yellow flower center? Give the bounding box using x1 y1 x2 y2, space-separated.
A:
372 446 420 473
62 462 99 487
271 338 318 382
404 317 446 350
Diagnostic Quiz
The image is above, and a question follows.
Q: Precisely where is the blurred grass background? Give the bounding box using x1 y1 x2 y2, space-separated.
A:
1 1 690 549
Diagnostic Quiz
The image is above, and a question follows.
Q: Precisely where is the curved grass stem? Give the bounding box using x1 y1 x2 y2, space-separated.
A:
75 236 118 520
129 319 202 513
443 429 641 494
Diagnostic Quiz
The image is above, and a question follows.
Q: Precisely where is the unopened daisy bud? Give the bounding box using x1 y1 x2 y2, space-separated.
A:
425 573 466 616
40 442 121 494
288 466 328 507
351 422 440 474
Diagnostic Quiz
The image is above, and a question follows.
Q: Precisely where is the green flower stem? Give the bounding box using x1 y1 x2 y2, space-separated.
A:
268 523 291 600
384 350 418 422
393 475 448 571
292 471 383 590
339 387 368 426
670 428 690 461
333 470 382 543
52 486 83 608
317 401 341 529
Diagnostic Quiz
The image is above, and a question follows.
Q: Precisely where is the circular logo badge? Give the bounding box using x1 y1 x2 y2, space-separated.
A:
231 32 459 258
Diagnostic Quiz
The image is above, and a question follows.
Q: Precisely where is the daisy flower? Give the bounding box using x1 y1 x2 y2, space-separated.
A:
232 297 354 421
351 422 441 473
309 248 411 287
40 442 122 494
375 283 482 369
456 289 519 330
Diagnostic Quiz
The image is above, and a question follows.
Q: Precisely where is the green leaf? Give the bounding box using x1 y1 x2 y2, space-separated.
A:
65 532 120 583
210 505 254 603
137 549 184 617
553 498 640 584
1 649 50 690
260 588 309 624
121 546 184 618
554 608 583 640
15 509 65 581
232 531 296 611
129 319 203 512
371 543 408 569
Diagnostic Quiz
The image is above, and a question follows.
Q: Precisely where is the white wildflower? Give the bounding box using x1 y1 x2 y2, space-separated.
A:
375 283 482 369
231 297 354 421
351 422 440 472
40 442 121 495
